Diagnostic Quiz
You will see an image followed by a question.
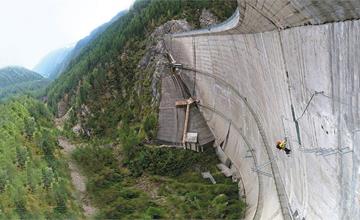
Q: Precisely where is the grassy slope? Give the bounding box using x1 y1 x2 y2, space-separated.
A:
0 97 81 219
72 143 246 219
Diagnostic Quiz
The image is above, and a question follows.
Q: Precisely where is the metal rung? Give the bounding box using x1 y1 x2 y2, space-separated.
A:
316 148 332 153
245 155 253 158
255 157 277 169
323 151 339 157
315 152 323 156
340 150 353 155
315 148 335 155
317 149 336 155
339 147 350 152
301 146 352 156
300 148 318 153
251 168 272 177
323 149 353 156
316 151 329 156
323 148 337 152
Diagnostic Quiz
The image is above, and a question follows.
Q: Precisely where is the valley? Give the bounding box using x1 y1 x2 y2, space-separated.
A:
0 0 244 219
1 0 359 219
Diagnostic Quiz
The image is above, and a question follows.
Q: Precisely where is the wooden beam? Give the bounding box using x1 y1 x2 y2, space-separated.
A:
175 97 200 146
182 103 190 146
175 97 198 107
176 100 188 106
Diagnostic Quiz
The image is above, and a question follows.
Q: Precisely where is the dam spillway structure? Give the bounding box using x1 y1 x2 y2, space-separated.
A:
159 0 360 219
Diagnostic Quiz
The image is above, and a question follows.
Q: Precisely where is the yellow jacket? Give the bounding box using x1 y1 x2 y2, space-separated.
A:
279 141 286 150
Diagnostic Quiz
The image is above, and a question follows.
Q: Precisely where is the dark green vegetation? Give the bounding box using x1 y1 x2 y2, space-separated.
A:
0 67 50 102
47 0 237 138
0 97 81 219
73 142 246 219
0 67 42 87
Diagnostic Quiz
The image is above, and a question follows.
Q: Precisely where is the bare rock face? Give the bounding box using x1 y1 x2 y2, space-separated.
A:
138 20 192 69
151 19 192 39
138 20 193 105
78 104 92 137
72 122 91 137
57 93 69 117
199 9 219 28
72 123 82 136
79 104 91 117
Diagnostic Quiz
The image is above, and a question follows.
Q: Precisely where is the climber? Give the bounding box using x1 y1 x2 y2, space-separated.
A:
276 139 291 155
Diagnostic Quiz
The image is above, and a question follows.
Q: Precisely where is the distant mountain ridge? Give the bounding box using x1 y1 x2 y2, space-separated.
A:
33 47 73 78
34 10 128 80
0 66 50 101
0 66 43 87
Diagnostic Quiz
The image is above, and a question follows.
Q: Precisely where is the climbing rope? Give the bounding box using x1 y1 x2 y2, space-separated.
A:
296 91 324 121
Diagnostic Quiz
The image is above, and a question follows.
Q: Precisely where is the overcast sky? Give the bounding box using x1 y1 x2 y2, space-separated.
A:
0 0 134 69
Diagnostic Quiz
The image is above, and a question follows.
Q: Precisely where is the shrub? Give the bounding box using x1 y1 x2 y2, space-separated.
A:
211 194 229 218
119 127 141 162
53 182 68 214
144 207 165 219
0 171 8 193
16 146 28 168
24 117 35 138
42 167 54 189
127 147 209 177
143 114 157 139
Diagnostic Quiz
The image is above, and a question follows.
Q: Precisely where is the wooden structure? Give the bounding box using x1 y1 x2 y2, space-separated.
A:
175 97 199 146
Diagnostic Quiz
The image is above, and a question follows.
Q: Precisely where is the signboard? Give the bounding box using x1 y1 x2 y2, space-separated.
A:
186 132 198 143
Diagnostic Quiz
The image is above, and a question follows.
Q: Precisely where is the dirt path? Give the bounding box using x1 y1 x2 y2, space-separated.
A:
58 137 97 217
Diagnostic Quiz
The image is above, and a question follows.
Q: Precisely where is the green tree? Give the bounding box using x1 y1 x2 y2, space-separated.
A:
53 182 68 214
0 171 8 193
36 129 56 165
119 127 141 162
16 146 28 168
10 182 28 219
24 117 36 138
42 167 54 189
143 114 157 139
26 163 41 193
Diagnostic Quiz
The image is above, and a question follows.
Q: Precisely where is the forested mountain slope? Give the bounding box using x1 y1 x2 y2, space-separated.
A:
0 67 43 87
47 0 237 138
0 67 50 101
0 97 81 219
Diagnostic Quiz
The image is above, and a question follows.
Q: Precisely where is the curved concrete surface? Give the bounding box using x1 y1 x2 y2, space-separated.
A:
157 73 214 145
165 1 360 219
173 0 360 36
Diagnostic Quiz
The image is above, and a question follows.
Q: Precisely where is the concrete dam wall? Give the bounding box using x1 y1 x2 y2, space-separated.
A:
163 1 360 219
